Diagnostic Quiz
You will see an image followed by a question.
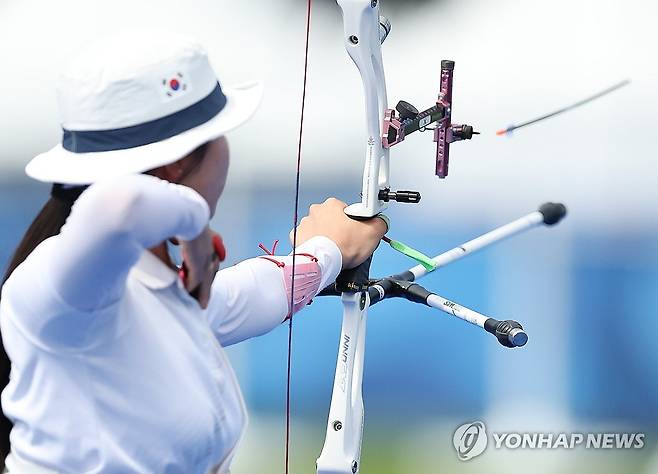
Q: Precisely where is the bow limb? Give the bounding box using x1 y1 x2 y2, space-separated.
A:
339 0 390 219
316 289 370 474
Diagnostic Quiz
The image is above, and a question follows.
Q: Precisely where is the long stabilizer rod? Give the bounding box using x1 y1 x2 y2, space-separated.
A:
407 202 567 281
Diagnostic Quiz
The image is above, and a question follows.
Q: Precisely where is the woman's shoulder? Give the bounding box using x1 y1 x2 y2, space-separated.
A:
2 235 61 298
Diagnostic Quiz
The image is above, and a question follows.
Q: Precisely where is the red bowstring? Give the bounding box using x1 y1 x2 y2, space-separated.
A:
286 1 312 473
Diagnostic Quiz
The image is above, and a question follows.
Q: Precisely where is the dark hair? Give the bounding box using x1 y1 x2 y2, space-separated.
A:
0 142 209 466
0 191 78 465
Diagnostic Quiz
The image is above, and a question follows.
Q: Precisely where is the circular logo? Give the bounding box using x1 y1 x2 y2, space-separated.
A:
169 78 180 91
453 421 488 461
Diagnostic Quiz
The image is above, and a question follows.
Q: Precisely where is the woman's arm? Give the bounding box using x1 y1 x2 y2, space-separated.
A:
2 174 209 349
50 174 209 310
205 236 342 346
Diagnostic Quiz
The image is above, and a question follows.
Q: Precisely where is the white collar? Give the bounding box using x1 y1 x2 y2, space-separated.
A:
130 250 179 290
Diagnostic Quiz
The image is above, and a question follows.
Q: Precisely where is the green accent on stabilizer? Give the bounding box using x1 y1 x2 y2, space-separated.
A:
387 239 437 271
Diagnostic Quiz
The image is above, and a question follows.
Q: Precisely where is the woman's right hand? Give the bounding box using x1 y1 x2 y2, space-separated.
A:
180 226 224 309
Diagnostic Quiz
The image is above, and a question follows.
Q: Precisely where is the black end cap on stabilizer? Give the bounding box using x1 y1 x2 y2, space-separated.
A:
484 319 528 348
539 202 567 226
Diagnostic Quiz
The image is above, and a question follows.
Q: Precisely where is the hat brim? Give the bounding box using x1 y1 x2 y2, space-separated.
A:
25 81 263 185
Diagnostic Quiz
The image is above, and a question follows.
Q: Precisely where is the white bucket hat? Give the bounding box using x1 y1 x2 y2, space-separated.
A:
26 29 263 185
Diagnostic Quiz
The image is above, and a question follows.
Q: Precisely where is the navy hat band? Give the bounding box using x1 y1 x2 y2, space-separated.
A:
62 82 227 153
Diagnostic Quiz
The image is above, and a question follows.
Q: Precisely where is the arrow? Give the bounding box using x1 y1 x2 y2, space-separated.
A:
496 79 631 136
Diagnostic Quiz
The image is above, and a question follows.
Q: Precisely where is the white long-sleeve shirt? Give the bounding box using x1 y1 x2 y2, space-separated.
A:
0 174 342 473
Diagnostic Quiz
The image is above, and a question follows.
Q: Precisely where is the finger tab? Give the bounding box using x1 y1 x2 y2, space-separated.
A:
212 234 226 262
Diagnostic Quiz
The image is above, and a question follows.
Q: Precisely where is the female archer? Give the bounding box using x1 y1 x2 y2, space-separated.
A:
0 30 386 473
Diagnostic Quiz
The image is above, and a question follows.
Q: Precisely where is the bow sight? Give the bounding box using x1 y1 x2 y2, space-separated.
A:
382 60 479 179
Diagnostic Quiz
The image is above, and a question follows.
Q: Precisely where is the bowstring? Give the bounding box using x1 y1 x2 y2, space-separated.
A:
286 0 312 472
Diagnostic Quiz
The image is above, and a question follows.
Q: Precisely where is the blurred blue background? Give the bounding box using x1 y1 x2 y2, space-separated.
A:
1 0 657 473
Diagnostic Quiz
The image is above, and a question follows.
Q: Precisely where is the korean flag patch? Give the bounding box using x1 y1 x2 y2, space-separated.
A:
161 72 191 101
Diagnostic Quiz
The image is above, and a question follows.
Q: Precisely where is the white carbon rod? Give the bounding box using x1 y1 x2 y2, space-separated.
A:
426 294 489 328
409 203 566 281
426 293 528 347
